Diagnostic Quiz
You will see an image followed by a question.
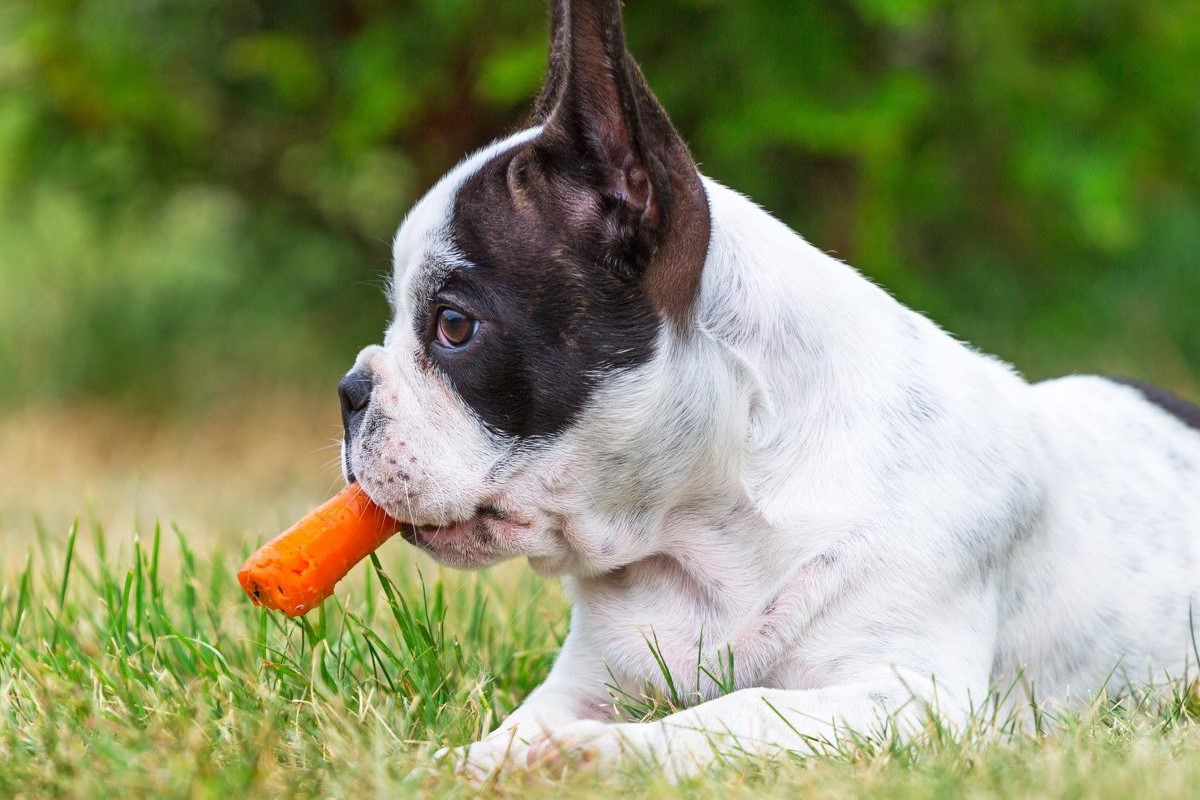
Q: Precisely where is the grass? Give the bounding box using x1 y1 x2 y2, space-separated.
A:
4 409 1200 798
0 518 568 798
5 520 1200 798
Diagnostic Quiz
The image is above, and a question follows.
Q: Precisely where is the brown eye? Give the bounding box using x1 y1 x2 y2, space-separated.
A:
435 307 478 348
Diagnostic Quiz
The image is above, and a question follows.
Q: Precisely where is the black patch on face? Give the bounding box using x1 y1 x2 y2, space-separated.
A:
1109 378 1200 433
430 144 662 440
412 0 711 441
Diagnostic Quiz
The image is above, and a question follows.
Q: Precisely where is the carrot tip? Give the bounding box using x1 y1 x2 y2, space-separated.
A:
237 484 402 617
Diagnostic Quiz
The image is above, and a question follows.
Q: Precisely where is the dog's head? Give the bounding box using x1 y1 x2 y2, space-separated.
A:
340 0 713 575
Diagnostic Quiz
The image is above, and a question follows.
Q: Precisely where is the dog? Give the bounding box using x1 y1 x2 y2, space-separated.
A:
338 0 1200 781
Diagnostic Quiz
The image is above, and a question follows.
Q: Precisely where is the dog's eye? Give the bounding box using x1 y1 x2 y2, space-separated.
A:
435 307 478 348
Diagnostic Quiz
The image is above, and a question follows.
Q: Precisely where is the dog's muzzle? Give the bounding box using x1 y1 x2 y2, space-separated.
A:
338 368 373 482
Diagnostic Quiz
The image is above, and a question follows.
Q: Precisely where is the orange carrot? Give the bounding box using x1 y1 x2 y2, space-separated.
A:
237 483 401 617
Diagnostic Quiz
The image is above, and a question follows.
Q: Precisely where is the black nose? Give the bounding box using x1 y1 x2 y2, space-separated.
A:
338 369 373 442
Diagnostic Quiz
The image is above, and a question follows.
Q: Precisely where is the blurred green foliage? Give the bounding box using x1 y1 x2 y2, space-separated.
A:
0 0 1197 411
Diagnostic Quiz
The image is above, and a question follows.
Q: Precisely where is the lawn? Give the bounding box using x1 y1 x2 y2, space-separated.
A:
3 409 1200 798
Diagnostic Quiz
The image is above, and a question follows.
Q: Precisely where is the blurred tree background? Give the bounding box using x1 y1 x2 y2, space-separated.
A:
1 0 1198 414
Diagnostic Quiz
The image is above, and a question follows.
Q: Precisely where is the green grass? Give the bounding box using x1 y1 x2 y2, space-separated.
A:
4 519 1200 798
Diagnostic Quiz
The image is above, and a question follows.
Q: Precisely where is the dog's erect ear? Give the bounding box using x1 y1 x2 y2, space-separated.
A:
538 0 666 234
531 0 569 121
534 0 710 326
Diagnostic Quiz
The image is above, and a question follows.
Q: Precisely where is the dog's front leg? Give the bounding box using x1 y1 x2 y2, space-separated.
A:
437 625 612 782
526 679 963 781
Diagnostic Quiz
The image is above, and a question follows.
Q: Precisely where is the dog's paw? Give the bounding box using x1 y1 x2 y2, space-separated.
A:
431 729 530 785
525 719 648 777
527 719 727 782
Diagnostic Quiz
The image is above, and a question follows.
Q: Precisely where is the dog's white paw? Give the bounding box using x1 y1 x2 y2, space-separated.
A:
527 719 731 781
526 718 687 778
526 719 628 775
431 728 530 784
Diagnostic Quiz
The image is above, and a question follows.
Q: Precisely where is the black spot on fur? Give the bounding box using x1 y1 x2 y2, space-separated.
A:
438 143 662 439
425 0 709 440
1109 378 1200 433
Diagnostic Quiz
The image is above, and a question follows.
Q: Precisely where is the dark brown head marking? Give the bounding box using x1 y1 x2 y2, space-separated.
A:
418 0 711 440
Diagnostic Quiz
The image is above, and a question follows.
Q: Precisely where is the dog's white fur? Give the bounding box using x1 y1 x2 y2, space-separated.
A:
346 126 1200 780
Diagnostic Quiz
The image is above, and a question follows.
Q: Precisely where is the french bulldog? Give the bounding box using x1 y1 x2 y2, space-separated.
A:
338 0 1200 781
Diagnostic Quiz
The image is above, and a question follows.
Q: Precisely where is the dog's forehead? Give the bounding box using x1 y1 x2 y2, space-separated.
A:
389 127 542 316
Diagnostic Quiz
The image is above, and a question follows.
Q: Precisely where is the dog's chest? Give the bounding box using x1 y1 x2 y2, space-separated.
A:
566 554 769 694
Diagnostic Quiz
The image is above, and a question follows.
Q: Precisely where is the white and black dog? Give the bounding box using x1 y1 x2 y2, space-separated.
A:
338 0 1200 780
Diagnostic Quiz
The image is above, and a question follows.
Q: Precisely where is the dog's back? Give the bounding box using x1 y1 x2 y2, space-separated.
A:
994 376 1200 700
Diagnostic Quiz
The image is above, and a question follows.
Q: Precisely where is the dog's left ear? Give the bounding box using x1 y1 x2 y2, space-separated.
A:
534 0 710 326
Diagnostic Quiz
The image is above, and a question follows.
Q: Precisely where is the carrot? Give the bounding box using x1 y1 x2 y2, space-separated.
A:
237 483 401 617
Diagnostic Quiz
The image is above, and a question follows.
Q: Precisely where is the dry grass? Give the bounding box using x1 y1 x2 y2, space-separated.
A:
0 396 342 533
0 396 346 554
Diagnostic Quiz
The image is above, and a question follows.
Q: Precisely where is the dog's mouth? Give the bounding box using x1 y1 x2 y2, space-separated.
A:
397 504 519 548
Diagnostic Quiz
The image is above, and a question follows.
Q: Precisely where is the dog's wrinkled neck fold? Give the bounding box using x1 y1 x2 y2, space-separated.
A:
525 325 767 581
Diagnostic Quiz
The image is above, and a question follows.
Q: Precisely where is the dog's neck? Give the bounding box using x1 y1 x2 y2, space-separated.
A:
697 176 918 405
540 178 916 578
575 176 1015 572
696 177 922 516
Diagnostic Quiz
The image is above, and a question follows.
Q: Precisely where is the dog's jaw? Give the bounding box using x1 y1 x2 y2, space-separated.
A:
398 506 561 571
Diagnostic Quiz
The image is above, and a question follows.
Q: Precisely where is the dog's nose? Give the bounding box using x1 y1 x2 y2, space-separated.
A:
338 368 373 442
